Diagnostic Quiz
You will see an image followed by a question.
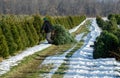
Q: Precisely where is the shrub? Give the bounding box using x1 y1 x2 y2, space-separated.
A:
108 17 118 32
93 41 105 59
93 31 119 59
108 14 115 20
108 14 120 25
115 15 120 25
96 16 107 29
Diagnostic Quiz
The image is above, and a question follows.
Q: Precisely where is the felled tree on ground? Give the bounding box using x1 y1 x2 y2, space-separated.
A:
52 24 75 45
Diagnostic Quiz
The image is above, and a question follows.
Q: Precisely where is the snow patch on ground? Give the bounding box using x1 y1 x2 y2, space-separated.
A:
1 18 120 77
75 33 84 42
39 33 84 78
69 19 87 33
40 19 120 78
0 41 51 75
0 19 87 76
118 25 120 28
40 45 76 78
64 19 120 78
102 17 108 21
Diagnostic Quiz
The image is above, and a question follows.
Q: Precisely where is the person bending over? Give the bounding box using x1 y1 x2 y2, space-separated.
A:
41 18 53 44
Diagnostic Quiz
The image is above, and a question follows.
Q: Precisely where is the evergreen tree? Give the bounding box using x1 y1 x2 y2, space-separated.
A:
0 24 9 58
67 16 73 28
0 20 17 55
108 14 115 20
93 41 105 59
23 20 35 47
33 14 43 41
108 17 118 32
96 16 108 30
93 31 119 59
9 17 23 51
17 21 29 48
27 19 39 44
115 15 120 25
52 24 75 45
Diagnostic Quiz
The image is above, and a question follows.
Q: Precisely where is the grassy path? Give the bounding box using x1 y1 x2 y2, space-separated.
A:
39 20 90 78
1 20 91 78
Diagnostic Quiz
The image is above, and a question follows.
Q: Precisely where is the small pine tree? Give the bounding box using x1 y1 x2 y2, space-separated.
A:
93 41 105 59
1 20 17 55
33 14 43 41
0 25 9 58
67 16 73 29
10 22 23 51
24 20 35 47
93 31 119 59
108 14 115 20
108 17 118 32
0 35 9 58
27 19 39 44
115 15 120 25
20 20 30 47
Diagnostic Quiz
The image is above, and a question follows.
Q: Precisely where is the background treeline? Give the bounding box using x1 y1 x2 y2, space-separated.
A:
0 0 120 16
0 14 86 58
93 14 120 60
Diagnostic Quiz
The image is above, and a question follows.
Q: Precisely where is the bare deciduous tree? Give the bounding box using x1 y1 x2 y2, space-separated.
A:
0 0 120 16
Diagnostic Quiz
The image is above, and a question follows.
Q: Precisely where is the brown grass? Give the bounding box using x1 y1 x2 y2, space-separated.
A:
1 44 74 78
0 57 3 62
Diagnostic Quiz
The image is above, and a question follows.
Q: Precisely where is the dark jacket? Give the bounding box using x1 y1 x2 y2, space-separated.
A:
41 21 53 33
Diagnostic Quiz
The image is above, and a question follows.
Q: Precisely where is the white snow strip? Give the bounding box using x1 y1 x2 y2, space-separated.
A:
118 25 120 28
0 19 87 76
40 45 76 78
69 19 88 33
39 33 85 78
39 18 120 78
102 17 108 21
75 33 84 42
0 41 51 75
64 19 120 78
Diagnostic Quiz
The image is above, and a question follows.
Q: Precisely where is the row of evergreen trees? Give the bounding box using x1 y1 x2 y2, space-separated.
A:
93 14 120 59
0 14 86 58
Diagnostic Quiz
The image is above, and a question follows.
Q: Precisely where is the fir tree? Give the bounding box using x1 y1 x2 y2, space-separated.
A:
17 21 29 48
0 20 17 55
23 20 35 47
33 14 43 41
27 19 39 44
9 17 23 51
0 24 9 58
